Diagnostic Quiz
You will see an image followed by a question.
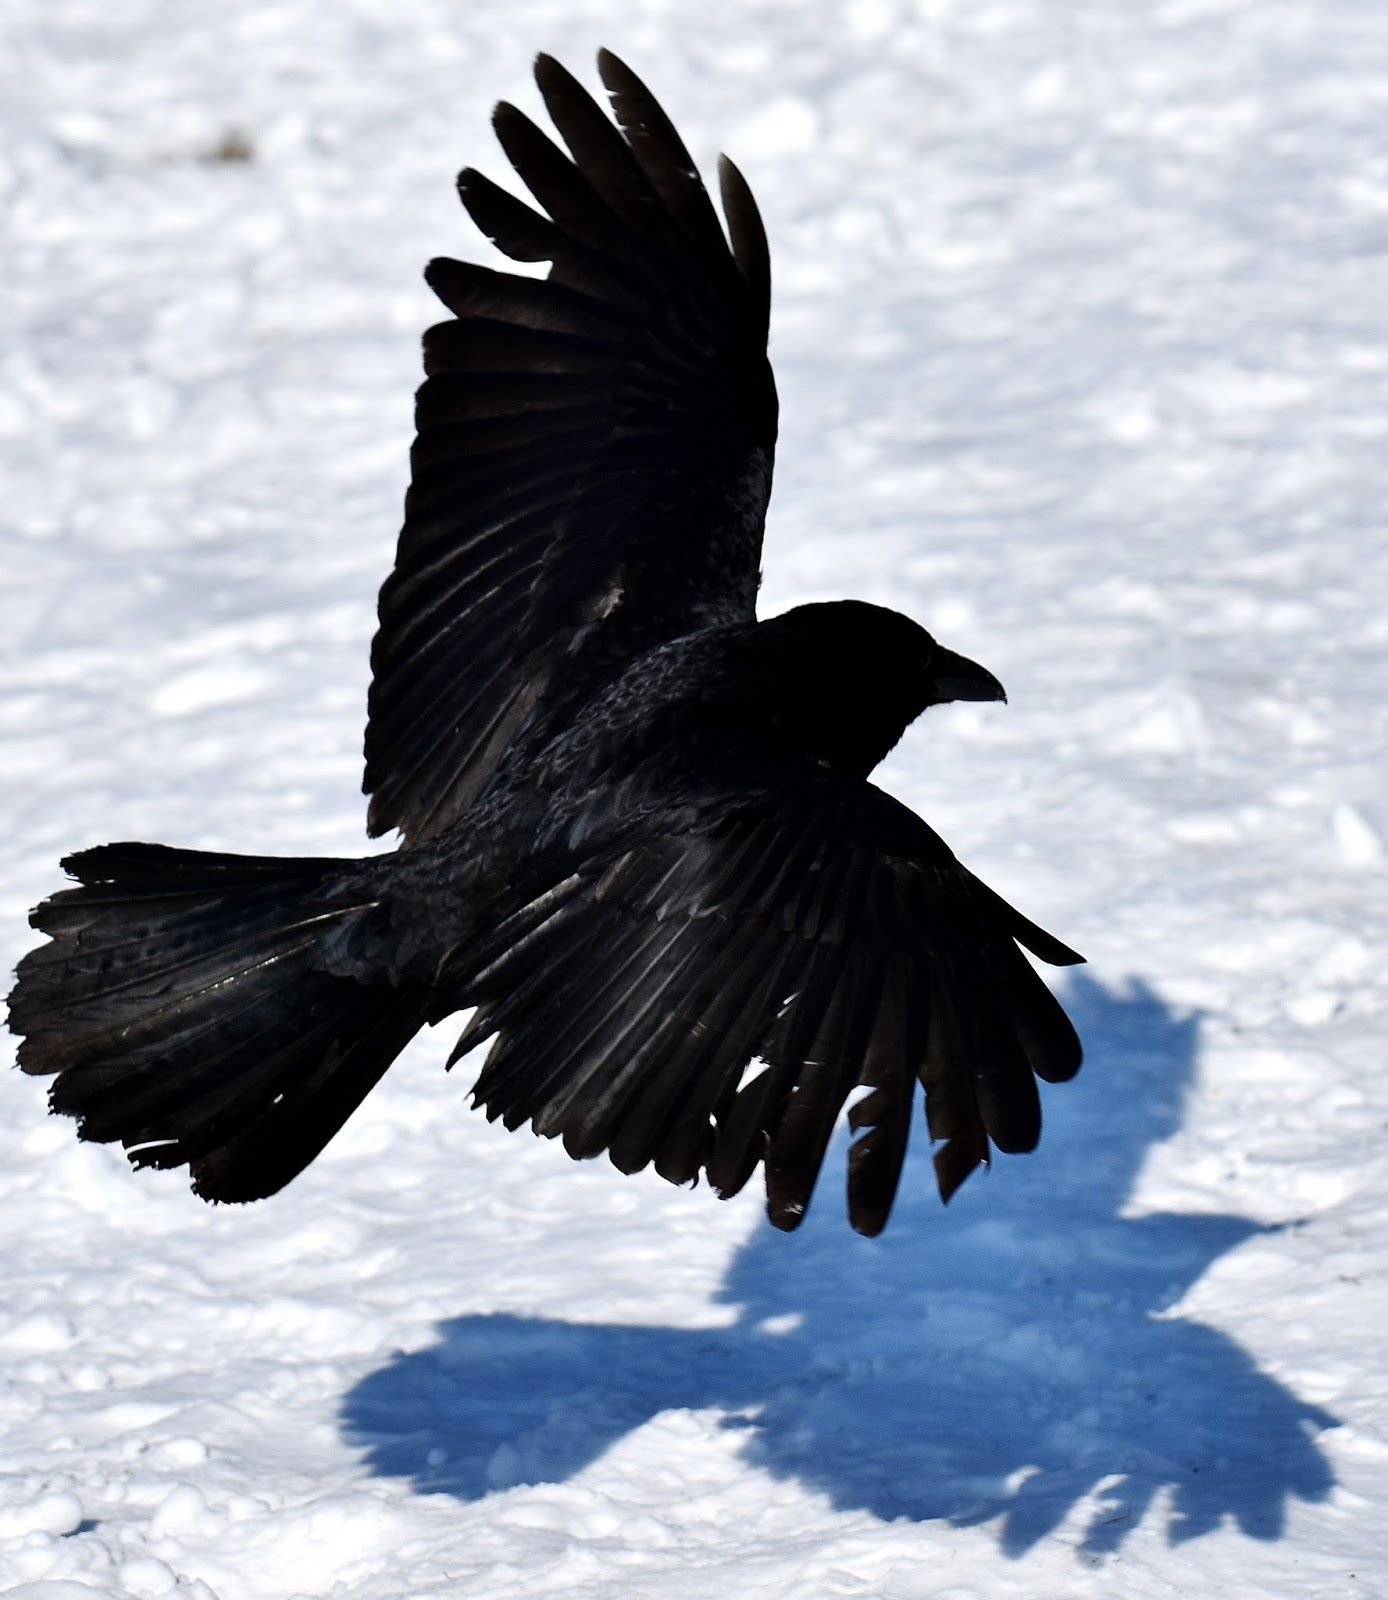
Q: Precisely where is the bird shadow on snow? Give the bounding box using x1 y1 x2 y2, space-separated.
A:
342 975 1336 1556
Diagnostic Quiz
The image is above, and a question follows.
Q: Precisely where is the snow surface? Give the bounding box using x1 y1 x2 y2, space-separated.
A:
3 1 1386 1596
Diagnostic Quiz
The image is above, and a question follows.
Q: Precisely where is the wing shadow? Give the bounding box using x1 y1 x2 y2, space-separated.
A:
342 975 1336 1553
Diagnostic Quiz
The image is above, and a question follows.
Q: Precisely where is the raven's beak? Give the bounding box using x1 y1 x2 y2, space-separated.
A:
931 646 1007 704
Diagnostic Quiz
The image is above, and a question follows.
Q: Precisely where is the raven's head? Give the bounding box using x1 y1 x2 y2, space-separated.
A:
755 599 1005 776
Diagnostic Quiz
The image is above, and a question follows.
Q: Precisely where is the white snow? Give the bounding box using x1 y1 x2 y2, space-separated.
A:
3 1 1386 1596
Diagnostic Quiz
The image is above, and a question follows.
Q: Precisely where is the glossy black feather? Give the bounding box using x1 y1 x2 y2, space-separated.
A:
12 846 429 1203
364 50 778 844
10 56 1085 1236
423 666 1081 1237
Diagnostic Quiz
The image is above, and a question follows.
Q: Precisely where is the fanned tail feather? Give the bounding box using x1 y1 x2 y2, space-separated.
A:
10 843 427 1202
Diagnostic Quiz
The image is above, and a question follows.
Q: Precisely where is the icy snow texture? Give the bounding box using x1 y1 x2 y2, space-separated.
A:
2 1 1386 1596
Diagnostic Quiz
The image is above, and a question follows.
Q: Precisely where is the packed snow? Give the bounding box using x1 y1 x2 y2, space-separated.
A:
3 1 1386 1596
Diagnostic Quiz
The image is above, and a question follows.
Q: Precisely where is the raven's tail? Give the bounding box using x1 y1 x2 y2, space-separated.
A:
9 843 428 1202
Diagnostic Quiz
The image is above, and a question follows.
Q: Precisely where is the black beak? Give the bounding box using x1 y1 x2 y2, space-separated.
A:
930 646 1007 704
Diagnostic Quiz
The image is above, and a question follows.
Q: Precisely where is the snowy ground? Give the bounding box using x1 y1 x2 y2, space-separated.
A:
3 1 1386 1596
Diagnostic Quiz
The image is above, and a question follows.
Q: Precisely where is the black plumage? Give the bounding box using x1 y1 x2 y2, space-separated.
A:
9 52 1083 1236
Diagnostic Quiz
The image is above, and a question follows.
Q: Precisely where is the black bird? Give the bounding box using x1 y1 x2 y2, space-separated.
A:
9 52 1083 1236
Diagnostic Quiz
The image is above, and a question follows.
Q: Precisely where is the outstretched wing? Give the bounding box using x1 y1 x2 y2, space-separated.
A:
365 51 778 842
449 781 1083 1237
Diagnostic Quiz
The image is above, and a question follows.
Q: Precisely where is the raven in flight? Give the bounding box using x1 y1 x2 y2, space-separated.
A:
10 52 1083 1236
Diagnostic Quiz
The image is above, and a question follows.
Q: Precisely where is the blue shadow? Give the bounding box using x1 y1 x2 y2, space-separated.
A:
342 975 1336 1553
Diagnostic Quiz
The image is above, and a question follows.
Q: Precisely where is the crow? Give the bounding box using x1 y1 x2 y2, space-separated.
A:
9 51 1083 1237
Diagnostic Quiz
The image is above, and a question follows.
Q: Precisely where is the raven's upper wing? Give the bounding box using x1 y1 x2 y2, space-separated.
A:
365 52 778 842
449 780 1083 1236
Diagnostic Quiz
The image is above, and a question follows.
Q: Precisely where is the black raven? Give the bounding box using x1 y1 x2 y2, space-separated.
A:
9 52 1083 1236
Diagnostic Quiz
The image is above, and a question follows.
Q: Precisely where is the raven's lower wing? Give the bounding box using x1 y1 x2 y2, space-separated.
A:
451 783 1082 1236
365 52 778 843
